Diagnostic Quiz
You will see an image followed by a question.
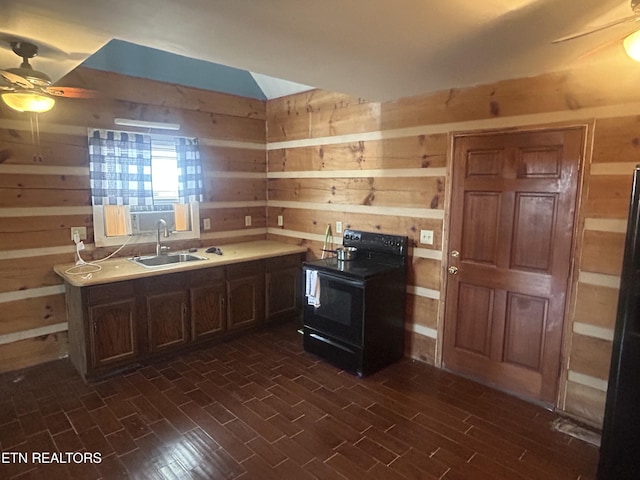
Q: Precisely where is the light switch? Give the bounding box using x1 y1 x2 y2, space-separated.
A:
336 221 343 234
203 218 211 230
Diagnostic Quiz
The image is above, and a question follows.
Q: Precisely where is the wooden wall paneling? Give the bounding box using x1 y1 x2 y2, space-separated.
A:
406 294 439 330
573 282 619 330
0 173 88 190
268 177 444 208
381 60 640 131
27 97 266 144
569 333 613 380
405 331 437 365
0 294 66 336
205 178 267 202
200 206 267 232
592 116 640 164
564 381 606 427
0 214 93 250
0 254 72 293
408 257 441 291
0 188 90 208
0 132 89 167
0 332 68 374
267 134 448 172
200 145 266 173
266 207 444 250
580 230 625 276
60 67 267 120
586 175 633 219
266 90 380 142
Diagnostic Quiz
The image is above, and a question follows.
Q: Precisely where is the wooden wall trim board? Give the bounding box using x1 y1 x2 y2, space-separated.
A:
578 271 621 288
406 323 438 339
573 322 615 342
584 218 627 233
406 285 441 300
267 168 447 179
0 322 68 346
0 285 65 303
268 200 445 219
568 371 609 392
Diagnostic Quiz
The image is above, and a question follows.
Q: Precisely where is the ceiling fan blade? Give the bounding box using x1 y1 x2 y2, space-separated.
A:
44 86 99 98
0 69 34 89
553 14 640 43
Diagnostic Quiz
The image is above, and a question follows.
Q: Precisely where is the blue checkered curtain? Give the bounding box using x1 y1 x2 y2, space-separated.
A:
176 137 204 203
88 129 153 206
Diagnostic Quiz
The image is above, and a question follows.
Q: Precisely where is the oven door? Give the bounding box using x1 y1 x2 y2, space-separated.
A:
303 268 364 347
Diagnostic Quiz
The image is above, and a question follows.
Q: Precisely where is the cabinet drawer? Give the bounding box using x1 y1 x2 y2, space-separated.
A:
226 260 264 280
88 281 135 305
145 272 188 294
265 253 303 270
190 267 225 286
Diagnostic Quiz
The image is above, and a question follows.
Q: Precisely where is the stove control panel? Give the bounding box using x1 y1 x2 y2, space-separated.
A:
343 229 408 256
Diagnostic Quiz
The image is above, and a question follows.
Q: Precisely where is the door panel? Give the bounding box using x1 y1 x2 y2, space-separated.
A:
444 128 582 405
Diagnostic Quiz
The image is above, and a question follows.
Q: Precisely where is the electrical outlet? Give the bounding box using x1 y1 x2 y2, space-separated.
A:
70 226 87 242
420 229 434 245
203 218 211 230
245 215 252 227
277 215 284 227
336 221 343 234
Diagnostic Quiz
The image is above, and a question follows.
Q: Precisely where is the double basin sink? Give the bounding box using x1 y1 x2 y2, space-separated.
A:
130 252 207 268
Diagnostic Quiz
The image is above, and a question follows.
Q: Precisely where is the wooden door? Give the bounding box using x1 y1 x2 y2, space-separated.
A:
443 128 583 405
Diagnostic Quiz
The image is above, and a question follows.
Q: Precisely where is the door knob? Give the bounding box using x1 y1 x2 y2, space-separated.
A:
448 266 459 275
451 250 460 258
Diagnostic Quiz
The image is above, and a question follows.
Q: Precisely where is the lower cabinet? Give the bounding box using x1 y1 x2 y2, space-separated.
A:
88 283 138 370
265 254 302 323
66 253 302 379
191 268 227 341
227 261 265 331
144 273 190 353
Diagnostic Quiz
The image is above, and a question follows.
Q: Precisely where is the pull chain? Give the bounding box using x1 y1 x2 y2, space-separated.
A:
28 113 44 162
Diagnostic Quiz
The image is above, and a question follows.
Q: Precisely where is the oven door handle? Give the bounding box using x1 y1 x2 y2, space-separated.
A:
309 333 356 354
312 271 365 288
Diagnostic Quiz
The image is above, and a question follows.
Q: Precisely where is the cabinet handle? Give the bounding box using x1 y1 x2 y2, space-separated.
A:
92 321 97 334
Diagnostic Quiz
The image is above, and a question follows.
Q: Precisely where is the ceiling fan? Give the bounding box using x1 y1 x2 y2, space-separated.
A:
553 0 640 61
0 41 97 113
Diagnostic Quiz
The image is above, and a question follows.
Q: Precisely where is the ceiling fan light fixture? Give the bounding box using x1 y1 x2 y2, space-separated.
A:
624 30 640 61
1 91 55 113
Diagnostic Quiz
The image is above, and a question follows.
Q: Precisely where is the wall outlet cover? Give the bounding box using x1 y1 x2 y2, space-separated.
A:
277 215 284 226
420 229 434 245
245 215 252 227
203 218 211 230
336 221 343 234
70 226 87 242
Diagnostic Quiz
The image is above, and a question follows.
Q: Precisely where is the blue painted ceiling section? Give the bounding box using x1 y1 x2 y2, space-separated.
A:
81 39 267 100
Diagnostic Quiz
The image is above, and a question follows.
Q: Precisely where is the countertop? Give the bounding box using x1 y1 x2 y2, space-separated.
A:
54 240 307 287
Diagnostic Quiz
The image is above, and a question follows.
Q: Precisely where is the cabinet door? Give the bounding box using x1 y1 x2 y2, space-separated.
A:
191 282 226 340
266 267 300 320
227 275 261 330
227 261 265 331
89 298 137 368
146 290 189 352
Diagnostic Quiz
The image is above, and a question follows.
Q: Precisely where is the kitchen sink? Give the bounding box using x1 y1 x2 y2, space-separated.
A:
130 253 207 268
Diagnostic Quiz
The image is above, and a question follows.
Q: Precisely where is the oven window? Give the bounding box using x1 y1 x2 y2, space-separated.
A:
318 287 353 326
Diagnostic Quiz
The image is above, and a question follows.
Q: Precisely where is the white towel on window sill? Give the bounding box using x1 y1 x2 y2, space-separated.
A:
305 269 321 308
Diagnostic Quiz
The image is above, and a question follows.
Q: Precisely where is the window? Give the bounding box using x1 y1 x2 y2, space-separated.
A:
150 138 179 203
88 129 204 246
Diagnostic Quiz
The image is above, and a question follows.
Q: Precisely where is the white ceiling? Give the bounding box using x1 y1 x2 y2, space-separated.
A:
0 0 637 102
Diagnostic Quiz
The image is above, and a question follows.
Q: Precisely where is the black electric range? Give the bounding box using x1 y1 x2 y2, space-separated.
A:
302 229 409 376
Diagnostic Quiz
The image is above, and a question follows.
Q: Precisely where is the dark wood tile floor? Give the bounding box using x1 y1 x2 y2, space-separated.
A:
0 323 599 479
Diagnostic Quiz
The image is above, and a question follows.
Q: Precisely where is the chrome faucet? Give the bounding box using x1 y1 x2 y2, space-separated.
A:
156 219 171 255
